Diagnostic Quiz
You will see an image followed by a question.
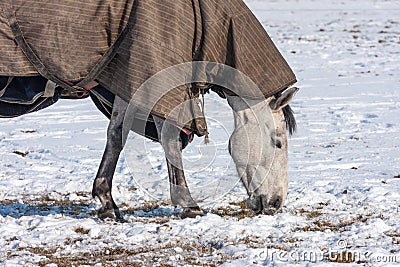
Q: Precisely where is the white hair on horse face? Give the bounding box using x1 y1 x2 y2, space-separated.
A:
226 88 297 215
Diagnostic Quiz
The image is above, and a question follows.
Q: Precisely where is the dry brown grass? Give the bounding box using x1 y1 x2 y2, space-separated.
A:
0 193 96 218
5 236 18 242
292 201 372 233
297 215 368 232
295 203 328 219
212 199 254 220
297 208 323 219
13 239 243 267
120 201 177 224
121 200 170 213
385 231 400 245
74 226 90 235
0 199 17 205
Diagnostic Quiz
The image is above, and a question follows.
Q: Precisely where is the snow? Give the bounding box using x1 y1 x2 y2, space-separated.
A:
1 0 400 266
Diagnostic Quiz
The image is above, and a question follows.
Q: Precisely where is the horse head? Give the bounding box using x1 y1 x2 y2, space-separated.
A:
227 87 298 215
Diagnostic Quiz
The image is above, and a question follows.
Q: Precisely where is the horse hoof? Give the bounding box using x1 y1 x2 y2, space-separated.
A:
98 209 125 223
181 207 204 219
116 214 126 223
98 210 114 220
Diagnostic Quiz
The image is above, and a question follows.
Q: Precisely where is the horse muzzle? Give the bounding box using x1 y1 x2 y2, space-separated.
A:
246 194 283 215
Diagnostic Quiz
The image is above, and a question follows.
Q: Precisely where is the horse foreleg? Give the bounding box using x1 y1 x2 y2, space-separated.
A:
153 117 204 218
92 96 127 222
166 160 204 218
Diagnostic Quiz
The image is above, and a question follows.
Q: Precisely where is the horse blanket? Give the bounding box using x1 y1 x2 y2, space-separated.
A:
0 0 296 136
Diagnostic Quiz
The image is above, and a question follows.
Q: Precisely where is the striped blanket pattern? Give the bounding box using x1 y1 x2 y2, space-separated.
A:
0 0 296 135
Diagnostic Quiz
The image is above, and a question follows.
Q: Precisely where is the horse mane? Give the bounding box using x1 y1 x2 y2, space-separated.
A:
282 104 297 136
274 89 297 136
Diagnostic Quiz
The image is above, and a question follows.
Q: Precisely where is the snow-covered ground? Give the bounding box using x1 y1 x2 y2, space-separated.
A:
1 0 399 266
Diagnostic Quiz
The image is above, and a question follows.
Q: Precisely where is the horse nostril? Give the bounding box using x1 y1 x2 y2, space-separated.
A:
248 195 283 215
246 195 262 214
260 195 282 215
270 196 282 210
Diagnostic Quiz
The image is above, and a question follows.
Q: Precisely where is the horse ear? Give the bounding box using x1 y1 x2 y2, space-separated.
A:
270 87 299 111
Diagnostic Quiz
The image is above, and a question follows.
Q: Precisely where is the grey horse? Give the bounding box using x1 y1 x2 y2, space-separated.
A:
91 86 298 221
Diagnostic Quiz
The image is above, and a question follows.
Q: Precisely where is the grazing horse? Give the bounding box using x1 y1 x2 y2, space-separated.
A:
0 76 297 221
91 85 299 221
0 0 298 221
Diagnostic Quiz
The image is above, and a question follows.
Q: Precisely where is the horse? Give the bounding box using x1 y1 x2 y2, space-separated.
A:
0 0 298 221
0 75 297 221
91 84 298 221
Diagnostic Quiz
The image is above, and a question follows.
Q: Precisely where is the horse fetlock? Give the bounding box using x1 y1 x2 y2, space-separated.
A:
92 177 110 197
170 185 197 208
92 177 123 222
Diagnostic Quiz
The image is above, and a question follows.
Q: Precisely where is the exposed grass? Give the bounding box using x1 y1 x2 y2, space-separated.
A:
297 215 369 232
229 199 247 210
0 193 95 218
121 201 178 224
0 199 17 205
293 202 328 220
385 231 400 245
385 231 400 238
297 208 324 219
1 196 253 222
292 201 374 233
121 200 171 213
74 226 90 235
15 239 243 267
212 199 254 220
5 236 18 242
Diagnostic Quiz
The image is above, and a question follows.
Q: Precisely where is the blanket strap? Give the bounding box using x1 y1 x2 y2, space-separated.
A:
3 5 131 93
200 89 209 144
190 83 211 143
43 80 57 97
0 76 14 98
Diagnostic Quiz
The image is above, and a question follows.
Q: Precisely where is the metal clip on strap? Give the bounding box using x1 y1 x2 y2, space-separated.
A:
43 80 56 97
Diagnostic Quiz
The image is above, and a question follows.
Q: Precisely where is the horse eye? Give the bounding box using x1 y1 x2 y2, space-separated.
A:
271 138 282 149
276 140 282 149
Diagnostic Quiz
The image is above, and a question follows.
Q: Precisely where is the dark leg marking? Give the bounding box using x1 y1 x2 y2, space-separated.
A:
154 117 204 219
92 96 127 222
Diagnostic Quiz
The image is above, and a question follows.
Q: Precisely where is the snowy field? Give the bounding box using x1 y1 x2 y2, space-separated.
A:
1 0 400 266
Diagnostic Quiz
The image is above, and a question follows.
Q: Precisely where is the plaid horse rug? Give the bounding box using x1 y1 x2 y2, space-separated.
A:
0 0 296 135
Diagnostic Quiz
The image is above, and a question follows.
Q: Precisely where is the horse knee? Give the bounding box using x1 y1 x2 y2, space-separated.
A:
106 126 123 150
